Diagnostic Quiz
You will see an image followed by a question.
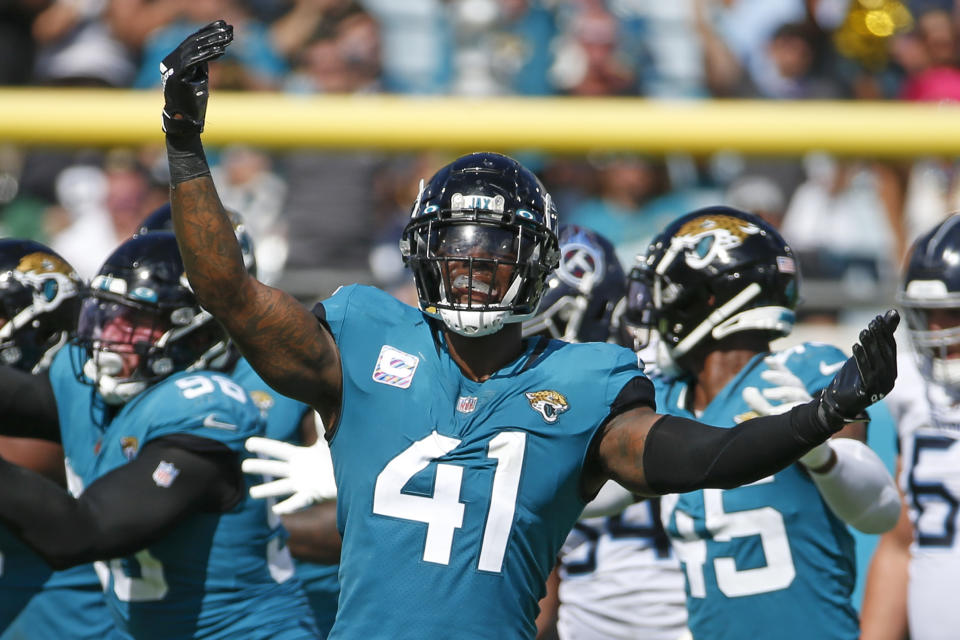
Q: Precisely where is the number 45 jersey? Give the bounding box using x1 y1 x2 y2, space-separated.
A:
659 343 859 640
47 345 317 640
318 285 652 640
885 351 960 640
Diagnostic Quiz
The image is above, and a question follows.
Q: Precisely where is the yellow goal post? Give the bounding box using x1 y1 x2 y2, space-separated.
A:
2 88 960 156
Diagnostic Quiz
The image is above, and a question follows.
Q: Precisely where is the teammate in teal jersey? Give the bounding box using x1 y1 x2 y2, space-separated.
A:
137 202 343 637
629 207 901 640
162 21 899 639
0 239 123 640
0 232 318 639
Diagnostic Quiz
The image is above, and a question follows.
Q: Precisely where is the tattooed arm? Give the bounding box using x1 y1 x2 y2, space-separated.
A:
162 22 341 430
170 179 342 431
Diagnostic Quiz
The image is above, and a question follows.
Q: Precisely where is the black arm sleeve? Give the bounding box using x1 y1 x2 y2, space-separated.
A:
0 434 242 570
642 401 828 494
0 366 60 442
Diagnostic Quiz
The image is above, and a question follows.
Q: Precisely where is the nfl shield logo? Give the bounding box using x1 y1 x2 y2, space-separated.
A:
456 396 478 413
152 461 180 488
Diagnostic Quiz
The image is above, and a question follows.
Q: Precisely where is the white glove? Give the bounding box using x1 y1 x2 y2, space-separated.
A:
742 356 832 469
242 436 337 515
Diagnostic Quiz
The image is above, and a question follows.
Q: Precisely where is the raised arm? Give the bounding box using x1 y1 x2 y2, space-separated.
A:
587 311 900 497
161 21 341 429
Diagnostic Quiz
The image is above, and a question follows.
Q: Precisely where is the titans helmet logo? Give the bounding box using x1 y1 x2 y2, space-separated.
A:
556 242 605 293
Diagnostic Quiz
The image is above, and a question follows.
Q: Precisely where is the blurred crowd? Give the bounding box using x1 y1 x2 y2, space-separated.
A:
2 0 960 322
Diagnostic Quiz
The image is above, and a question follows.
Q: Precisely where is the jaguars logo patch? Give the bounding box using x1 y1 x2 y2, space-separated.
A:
120 437 139 460
250 390 275 413
525 390 570 424
672 214 762 271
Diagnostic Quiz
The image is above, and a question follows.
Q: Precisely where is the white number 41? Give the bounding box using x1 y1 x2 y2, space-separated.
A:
372 431 526 573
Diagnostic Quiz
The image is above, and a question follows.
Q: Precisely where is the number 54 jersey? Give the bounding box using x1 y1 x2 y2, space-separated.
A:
885 350 960 640
318 285 652 640
658 343 859 640
47 345 317 640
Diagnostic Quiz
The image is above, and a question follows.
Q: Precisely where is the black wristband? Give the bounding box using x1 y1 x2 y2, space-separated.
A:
790 400 836 447
166 134 210 185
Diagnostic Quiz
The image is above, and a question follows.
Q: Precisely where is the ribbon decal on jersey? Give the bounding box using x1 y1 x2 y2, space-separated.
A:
372 345 420 389
525 390 570 423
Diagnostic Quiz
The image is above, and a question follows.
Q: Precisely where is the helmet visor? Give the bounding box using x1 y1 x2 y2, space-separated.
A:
432 224 523 262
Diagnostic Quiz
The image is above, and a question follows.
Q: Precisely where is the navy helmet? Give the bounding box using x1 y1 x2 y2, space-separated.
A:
77 232 228 404
899 213 960 386
0 239 84 373
638 206 799 371
400 152 560 337
521 224 624 343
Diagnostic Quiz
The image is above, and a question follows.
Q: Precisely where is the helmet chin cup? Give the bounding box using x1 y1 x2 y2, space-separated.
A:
83 356 148 405
654 339 683 378
437 308 508 337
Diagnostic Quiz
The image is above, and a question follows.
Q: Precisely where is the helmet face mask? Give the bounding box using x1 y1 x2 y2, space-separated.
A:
899 214 960 387
619 265 656 353
521 224 625 343
639 206 799 373
0 240 83 373
76 232 228 404
400 153 559 337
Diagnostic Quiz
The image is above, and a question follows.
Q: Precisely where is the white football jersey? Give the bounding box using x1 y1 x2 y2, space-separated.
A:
887 350 960 640
557 500 687 640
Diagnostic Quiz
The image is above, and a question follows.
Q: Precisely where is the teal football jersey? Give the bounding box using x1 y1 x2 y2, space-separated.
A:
46 345 318 640
321 286 651 639
0 530 52 631
659 343 859 640
231 357 340 637
1 569 130 640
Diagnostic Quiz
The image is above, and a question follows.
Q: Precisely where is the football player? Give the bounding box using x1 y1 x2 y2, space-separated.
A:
0 232 318 639
637 207 900 640
162 21 899 638
524 225 687 640
861 213 960 640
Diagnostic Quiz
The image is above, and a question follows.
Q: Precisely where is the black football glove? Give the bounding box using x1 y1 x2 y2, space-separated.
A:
160 20 233 136
818 309 899 429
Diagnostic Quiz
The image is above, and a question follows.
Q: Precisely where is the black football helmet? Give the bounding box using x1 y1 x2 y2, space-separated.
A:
638 206 799 372
898 213 960 386
521 224 624 343
400 152 560 336
0 239 83 373
76 231 228 404
135 202 258 277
